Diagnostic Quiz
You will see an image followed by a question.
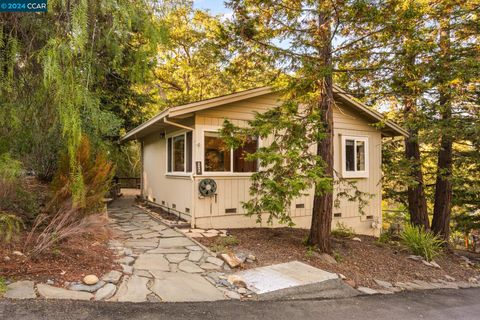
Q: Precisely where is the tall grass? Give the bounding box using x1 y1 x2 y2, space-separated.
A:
400 224 444 262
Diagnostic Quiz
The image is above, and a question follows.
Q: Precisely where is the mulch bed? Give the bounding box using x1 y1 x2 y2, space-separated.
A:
196 228 480 289
144 203 187 222
0 232 119 287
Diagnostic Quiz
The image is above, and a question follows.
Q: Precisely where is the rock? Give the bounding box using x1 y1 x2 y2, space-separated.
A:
165 254 187 263
37 284 93 300
315 253 338 264
227 275 246 288
237 287 247 294
95 283 117 301
124 248 133 256
200 263 221 270
223 290 241 300
158 237 195 248
430 260 441 268
422 260 436 268
374 279 393 289
122 264 133 275
113 276 150 302
468 277 478 283
408 255 423 261
357 286 378 295
116 256 135 266
352 237 362 242
188 251 204 262
344 279 356 288
4 281 36 299
83 275 99 285
4 256 10 262
206 256 224 266
134 254 170 271
46 279 54 285
247 254 256 261
338 273 346 280
202 233 217 238
444 275 456 281
12 251 25 257
186 245 203 251
69 281 105 293
102 270 123 284
178 260 204 273
133 270 153 278
220 253 242 268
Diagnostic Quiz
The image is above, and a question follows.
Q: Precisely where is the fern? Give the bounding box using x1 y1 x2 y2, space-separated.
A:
0 213 24 242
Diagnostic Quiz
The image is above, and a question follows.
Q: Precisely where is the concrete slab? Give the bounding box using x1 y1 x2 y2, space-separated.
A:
236 261 339 294
150 272 226 302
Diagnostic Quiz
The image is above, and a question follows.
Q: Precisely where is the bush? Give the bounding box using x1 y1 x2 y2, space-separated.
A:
211 235 239 253
331 222 355 239
0 277 7 297
0 212 24 242
400 224 444 261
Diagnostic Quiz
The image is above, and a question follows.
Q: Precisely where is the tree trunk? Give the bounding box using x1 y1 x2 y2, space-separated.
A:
431 15 453 241
308 8 334 253
404 125 429 229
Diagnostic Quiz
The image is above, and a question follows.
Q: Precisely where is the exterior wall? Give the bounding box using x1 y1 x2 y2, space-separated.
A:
142 131 193 221
140 92 383 236
192 93 382 236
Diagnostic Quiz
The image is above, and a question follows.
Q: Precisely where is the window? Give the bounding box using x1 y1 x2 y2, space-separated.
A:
167 132 192 174
204 131 258 173
341 136 368 178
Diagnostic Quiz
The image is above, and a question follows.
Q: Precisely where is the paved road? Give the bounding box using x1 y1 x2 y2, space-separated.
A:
1 288 480 320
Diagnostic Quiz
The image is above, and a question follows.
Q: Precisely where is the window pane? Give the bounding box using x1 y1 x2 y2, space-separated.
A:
167 138 172 172
356 140 365 171
345 139 355 171
204 132 231 172
186 131 193 173
173 135 185 172
234 136 258 172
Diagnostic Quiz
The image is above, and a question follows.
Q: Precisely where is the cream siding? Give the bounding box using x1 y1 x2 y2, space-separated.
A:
140 92 384 236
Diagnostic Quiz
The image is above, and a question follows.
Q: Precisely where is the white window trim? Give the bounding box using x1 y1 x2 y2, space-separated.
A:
166 130 193 175
202 129 259 175
341 135 369 178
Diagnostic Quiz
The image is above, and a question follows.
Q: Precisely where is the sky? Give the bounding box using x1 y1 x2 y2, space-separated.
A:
193 0 231 15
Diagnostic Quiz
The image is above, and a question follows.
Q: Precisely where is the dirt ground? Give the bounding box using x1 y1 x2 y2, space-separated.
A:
197 228 480 289
0 233 118 286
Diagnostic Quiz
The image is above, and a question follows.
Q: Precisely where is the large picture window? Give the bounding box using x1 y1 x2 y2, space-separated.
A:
167 131 192 174
204 132 258 173
341 135 368 178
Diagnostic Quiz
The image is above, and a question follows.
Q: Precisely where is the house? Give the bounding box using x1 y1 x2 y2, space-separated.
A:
121 86 407 236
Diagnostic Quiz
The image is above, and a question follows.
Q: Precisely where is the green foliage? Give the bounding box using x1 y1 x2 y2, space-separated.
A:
210 235 239 253
0 277 7 297
331 222 355 239
305 245 316 258
333 251 344 263
0 212 24 242
400 224 444 262
377 232 392 244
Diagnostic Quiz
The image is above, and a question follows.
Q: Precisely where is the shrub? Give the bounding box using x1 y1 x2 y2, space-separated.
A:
377 231 392 244
331 222 355 239
211 235 239 253
0 212 24 242
400 224 444 261
0 277 7 297
50 135 114 216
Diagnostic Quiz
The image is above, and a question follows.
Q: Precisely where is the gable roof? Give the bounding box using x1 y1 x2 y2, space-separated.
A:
121 86 407 142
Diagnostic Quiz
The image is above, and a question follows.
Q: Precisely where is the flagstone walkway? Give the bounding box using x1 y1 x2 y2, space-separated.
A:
106 191 237 302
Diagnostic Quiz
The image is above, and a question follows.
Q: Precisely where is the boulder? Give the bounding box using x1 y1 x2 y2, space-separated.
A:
227 275 246 288
220 253 242 268
94 283 117 301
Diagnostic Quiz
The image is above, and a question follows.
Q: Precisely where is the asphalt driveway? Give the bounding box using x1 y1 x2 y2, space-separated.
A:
1 288 480 320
